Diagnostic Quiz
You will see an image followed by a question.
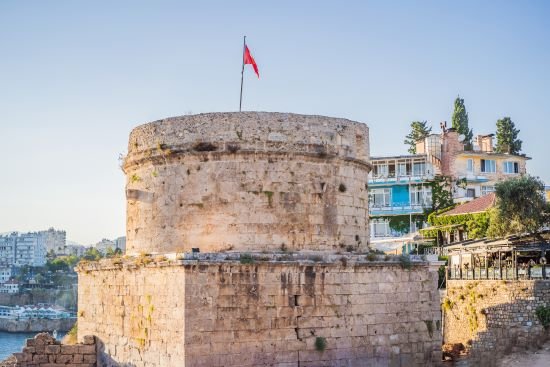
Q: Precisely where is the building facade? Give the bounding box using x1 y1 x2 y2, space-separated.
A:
38 227 67 254
368 154 434 252
0 232 47 267
416 128 528 202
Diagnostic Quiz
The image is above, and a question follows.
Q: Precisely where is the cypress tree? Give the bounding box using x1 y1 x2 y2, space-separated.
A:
404 121 432 154
451 96 473 150
495 117 522 155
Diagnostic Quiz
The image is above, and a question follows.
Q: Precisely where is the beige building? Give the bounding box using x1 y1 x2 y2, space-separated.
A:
417 127 529 202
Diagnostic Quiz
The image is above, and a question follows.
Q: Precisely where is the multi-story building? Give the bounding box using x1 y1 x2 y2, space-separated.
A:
38 228 66 254
0 234 16 266
14 233 47 267
368 154 434 251
115 236 126 253
416 127 529 202
0 266 13 283
0 232 47 267
0 280 19 294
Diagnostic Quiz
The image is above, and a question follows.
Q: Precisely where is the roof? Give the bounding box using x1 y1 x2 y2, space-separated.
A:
370 154 427 161
441 193 496 216
457 151 531 160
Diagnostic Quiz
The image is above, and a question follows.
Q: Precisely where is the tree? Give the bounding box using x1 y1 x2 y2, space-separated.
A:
495 117 522 155
451 96 473 150
404 121 432 154
487 175 547 237
83 247 103 261
429 176 454 212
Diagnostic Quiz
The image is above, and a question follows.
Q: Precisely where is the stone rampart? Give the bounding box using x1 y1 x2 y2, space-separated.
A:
77 255 442 367
6 332 97 367
444 280 550 364
122 112 370 255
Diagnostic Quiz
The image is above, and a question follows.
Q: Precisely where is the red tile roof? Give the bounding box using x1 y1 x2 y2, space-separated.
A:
441 193 496 216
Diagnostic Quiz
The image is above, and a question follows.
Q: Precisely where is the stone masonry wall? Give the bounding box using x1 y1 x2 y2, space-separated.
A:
444 280 550 363
122 112 370 255
7 333 96 367
78 256 442 367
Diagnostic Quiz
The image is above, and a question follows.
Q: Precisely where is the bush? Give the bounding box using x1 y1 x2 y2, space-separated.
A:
536 305 550 329
399 255 412 270
314 336 327 351
366 253 377 262
239 253 255 264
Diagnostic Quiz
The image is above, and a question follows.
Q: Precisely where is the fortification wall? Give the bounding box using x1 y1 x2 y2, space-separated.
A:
78 256 442 367
444 280 550 363
122 112 370 255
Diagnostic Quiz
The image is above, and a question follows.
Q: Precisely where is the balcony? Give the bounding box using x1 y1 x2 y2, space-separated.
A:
368 171 434 186
369 201 431 216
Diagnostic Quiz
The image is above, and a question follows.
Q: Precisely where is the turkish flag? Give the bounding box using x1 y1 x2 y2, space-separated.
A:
244 45 259 78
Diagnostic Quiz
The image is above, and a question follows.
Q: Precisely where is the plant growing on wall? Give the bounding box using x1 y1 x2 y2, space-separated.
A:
536 305 550 329
404 120 432 154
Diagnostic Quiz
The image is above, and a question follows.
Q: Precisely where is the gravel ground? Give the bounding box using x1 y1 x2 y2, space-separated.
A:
498 340 550 367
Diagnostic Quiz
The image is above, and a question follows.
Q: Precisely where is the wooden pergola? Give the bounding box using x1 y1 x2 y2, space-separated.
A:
445 231 550 280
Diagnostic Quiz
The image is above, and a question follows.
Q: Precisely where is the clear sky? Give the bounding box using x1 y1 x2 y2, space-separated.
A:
0 1 548 245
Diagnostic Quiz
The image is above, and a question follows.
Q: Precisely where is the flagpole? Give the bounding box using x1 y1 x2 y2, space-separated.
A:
239 36 246 112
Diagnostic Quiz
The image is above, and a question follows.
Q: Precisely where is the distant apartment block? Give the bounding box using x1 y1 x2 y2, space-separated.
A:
38 227 67 254
0 232 47 267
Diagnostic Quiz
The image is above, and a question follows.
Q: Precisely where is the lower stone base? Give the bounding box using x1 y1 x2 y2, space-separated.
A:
77 255 442 366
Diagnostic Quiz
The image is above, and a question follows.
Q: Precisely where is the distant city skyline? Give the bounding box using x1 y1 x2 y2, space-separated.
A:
1 1 549 244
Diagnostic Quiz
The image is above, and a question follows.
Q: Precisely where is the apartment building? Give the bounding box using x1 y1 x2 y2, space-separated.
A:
416 127 528 202
368 154 434 242
0 232 47 267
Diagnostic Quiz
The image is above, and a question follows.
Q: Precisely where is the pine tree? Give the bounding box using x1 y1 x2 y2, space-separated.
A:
451 96 473 150
404 121 432 154
495 117 522 155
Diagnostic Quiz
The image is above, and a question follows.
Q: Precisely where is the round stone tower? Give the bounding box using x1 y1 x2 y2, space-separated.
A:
123 112 370 255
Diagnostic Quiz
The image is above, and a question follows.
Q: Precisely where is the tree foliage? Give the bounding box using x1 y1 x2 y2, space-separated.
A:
451 96 473 150
429 176 454 213
46 255 80 272
404 121 432 154
495 117 522 155
83 247 103 261
487 175 547 237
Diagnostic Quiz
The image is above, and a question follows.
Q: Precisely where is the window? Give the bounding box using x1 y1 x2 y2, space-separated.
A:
397 163 407 177
410 186 433 207
466 159 473 173
371 219 390 237
374 164 388 177
412 162 426 176
503 161 519 174
466 188 476 198
481 186 495 196
480 159 496 173
369 188 391 207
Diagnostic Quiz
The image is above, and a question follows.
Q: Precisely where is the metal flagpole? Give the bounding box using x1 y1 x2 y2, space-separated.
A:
239 36 246 112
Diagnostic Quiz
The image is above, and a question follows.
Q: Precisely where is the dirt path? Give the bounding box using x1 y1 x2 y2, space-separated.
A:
498 340 550 367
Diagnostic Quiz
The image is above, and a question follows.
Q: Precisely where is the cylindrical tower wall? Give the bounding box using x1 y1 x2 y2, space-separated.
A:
123 112 370 254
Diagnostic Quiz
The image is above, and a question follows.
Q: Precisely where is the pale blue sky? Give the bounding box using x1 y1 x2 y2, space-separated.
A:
0 1 548 244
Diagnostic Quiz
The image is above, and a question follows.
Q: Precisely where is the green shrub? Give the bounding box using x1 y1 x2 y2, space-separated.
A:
314 336 327 351
399 255 412 270
536 305 550 329
239 253 255 264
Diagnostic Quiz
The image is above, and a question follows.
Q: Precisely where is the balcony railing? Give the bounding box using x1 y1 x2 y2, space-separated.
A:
370 202 432 214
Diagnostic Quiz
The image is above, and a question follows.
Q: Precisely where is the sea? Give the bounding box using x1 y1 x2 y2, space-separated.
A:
0 331 65 361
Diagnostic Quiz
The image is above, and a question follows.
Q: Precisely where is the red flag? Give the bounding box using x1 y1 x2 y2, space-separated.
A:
244 45 259 78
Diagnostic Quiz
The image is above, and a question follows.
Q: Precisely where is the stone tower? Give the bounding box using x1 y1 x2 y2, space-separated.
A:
123 112 370 254
77 112 443 367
